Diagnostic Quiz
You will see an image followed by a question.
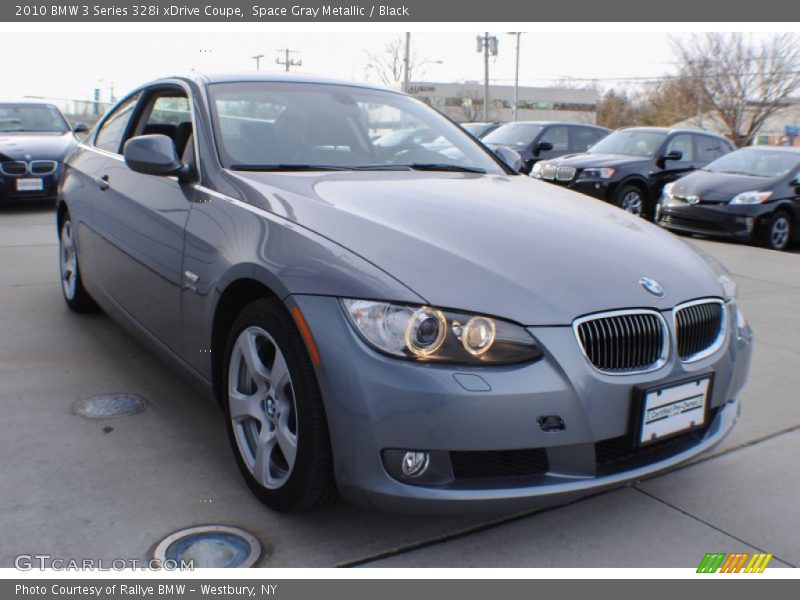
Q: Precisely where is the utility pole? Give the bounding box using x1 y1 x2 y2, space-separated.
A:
252 54 264 71
508 32 523 121
403 32 411 92
476 33 498 122
276 48 302 72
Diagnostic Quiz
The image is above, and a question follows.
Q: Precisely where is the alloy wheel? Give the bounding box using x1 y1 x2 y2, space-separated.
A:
60 220 78 300
620 190 643 216
770 216 790 250
228 326 298 490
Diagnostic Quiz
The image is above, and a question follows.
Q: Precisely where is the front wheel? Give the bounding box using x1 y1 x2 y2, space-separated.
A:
59 214 98 313
614 184 647 218
222 298 336 512
764 211 792 251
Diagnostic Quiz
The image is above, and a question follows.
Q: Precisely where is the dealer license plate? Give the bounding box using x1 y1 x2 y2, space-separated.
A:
639 377 711 446
16 178 44 192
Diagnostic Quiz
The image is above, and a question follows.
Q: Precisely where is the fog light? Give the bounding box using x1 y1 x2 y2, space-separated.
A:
401 451 430 478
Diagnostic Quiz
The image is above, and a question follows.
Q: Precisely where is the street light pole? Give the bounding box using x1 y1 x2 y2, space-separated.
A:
403 32 411 92
483 32 490 122
508 32 523 121
476 33 498 122
252 54 264 71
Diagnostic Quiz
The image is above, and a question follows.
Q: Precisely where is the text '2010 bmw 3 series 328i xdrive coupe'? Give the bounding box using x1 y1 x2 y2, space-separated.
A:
57 73 752 514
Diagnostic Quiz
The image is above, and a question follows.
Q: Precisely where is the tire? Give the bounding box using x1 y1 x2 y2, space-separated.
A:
222 297 336 512
764 211 793 251
614 184 647 218
58 213 99 313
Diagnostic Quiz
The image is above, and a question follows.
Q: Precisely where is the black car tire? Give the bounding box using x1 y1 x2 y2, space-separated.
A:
222 297 337 512
764 211 793 251
613 184 648 219
58 213 99 313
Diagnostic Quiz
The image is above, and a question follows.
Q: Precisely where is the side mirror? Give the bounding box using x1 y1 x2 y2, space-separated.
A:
72 123 90 134
124 134 184 177
494 146 524 173
662 150 683 162
534 141 554 155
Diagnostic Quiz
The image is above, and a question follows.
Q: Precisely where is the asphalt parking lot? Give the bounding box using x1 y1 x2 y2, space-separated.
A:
1 200 798 569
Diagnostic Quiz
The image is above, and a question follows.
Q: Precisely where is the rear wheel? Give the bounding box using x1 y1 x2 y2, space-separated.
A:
222 298 336 512
59 214 98 313
614 184 647 218
764 211 792 251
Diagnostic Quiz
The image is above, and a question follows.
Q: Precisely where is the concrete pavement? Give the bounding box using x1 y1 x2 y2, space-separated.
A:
1 201 797 568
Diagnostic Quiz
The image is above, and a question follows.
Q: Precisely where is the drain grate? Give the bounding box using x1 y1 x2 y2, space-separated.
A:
74 393 147 419
153 525 262 568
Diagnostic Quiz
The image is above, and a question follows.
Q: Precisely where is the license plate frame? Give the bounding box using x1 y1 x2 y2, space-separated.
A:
16 178 44 192
635 374 713 447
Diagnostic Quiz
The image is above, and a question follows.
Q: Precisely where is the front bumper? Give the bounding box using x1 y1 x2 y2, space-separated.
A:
293 295 753 514
657 199 773 241
0 169 60 202
534 175 617 203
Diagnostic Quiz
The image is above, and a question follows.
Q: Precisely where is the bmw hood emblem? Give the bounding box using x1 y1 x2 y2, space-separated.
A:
639 277 664 297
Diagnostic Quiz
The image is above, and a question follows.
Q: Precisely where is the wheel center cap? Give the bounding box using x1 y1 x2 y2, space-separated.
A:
265 398 277 418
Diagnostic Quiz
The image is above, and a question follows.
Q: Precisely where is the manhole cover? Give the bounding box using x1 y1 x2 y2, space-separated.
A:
74 394 147 419
153 525 261 568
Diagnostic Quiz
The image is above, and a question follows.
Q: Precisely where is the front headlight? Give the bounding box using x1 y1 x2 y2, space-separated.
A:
662 182 675 198
582 167 615 179
341 299 543 365
730 191 772 205
530 161 544 178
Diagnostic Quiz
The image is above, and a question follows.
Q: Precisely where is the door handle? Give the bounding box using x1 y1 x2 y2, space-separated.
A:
95 174 110 191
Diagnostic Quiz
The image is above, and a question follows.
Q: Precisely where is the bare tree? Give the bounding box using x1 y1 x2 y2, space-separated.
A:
671 33 800 146
456 91 484 122
596 89 638 129
365 36 431 88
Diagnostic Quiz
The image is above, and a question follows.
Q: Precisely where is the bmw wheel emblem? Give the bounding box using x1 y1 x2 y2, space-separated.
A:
639 277 664 297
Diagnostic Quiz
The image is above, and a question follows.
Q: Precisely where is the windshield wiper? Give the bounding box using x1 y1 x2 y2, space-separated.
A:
229 164 351 172
404 163 487 174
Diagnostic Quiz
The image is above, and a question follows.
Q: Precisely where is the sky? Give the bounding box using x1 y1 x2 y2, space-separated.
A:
0 31 692 102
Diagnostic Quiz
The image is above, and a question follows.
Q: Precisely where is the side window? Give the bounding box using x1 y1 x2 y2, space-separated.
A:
94 93 141 154
132 93 194 160
572 127 597 152
694 135 728 162
540 126 569 151
665 134 694 162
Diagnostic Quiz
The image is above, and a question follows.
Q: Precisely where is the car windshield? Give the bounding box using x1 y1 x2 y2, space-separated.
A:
482 123 543 148
207 81 505 174
588 130 667 157
705 148 800 178
0 103 69 133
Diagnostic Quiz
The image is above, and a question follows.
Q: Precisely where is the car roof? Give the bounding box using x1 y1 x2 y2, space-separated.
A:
619 126 728 138
176 71 399 94
736 145 800 154
0 98 60 106
502 121 608 129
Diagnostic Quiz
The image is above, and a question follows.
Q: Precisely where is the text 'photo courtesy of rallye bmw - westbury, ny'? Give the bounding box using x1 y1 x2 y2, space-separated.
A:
14 584 276 597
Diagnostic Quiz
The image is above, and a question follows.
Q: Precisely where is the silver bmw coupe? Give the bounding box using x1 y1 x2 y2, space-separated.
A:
57 73 752 513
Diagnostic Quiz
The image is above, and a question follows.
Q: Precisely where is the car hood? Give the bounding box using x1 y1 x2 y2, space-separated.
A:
228 171 723 325
545 153 649 169
0 132 76 162
671 170 777 203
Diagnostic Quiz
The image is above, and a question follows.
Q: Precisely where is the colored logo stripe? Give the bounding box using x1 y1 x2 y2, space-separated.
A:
744 553 773 573
697 552 773 573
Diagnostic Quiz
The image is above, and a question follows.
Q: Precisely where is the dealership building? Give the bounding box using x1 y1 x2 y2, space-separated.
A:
406 81 599 124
